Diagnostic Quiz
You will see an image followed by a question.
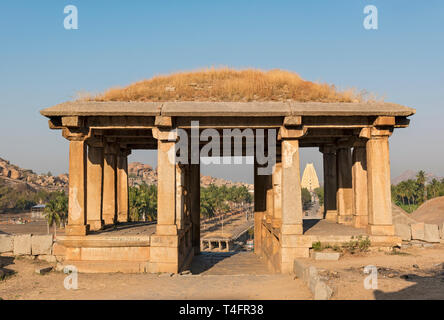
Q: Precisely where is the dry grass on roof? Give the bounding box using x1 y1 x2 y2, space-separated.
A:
91 68 362 103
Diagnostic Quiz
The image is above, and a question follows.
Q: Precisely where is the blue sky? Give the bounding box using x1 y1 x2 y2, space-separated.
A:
0 0 443 183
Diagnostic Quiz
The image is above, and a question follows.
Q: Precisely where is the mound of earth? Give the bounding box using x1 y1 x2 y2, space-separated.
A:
411 196 444 225
392 203 417 225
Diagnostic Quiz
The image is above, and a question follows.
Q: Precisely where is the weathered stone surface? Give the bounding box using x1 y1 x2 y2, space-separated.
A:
311 252 340 261
37 255 57 263
0 235 14 253
424 224 440 243
35 266 53 275
13 234 32 255
31 235 53 255
394 223 412 241
440 223 444 240
293 259 333 300
411 223 425 241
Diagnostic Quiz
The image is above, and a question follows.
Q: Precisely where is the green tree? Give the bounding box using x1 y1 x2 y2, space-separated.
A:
43 192 68 236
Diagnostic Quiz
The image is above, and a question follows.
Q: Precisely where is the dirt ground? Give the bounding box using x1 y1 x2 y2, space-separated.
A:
0 252 311 300
310 243 444 300
1 244 444 300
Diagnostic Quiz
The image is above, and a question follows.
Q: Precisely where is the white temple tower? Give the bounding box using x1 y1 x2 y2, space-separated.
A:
301 163 320 191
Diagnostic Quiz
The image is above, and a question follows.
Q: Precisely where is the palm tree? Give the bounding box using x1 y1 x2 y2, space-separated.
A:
43 193 67 237
416 170 427 203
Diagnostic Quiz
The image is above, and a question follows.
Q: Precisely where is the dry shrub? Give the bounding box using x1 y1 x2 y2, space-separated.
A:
91 67 362 103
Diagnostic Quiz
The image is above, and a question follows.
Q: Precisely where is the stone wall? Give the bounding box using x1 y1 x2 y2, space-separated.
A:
0 234 58 263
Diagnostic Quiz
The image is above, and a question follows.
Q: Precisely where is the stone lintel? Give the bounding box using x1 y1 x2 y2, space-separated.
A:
62 116 83 127
373 116 395 126
360 127 393 139
62 127 90 141
278 126 307 140
152 127 178 141
283 115 302 127
155 116 173 128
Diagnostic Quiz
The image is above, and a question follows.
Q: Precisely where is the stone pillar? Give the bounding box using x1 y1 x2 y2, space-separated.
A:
336 146 353 225
254 162 267 256
352 145 368 228
86 144 104 231
280 134 306 273
175 164 185 231
117 149 130 223
156 138 177 233
66 139 89 236
366 129 394 235
272 162 282 227
281 139 303 235
321 146 338 222
149 128 180 273
190 163 200 255
102 142 118 225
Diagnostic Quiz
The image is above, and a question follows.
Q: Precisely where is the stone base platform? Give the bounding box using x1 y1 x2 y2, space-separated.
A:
262 219 402 274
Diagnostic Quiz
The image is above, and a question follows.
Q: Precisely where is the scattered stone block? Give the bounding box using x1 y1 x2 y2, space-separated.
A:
0 235 13 253
314 279 333 300
311 252 340 261
293 259 333 300
424 224 440 243
31 235 53 255
37 255 57 263
13 234 32 255
55 262 64 272
35 266 53 275
394 223 411 241
411 223 425 241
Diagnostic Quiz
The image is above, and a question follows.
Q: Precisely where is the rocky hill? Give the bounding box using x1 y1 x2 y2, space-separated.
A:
0 157 252 192
128 162 253 190
392 170 442 185
0 157 68 191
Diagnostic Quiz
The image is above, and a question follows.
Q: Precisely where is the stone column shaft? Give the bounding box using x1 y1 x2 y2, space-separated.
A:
67 140 89 235
86 146 104 231
190 164 200 255
102 143 117 225
352 146 368 228
281 139 303 235
322 149 338 221
336 147 353 225
117 152 129 223
366 135 394 235
254 162 267 255
272 162 282 227
156 139 177 235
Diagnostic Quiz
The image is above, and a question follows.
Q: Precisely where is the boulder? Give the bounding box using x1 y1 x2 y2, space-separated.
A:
311 252 340 261
411 223 425 241
0 235 14 253
31 235 53 255
424 224 440 243
13 234 32 255
395 223 412 241
440 223 444 240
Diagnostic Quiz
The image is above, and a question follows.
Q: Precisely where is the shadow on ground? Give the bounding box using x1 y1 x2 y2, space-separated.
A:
190 251 241 274
0 256 16 280
374 267 444 300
